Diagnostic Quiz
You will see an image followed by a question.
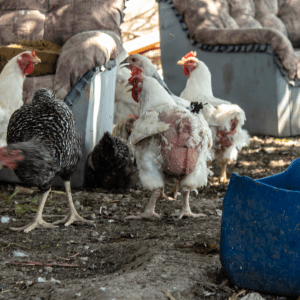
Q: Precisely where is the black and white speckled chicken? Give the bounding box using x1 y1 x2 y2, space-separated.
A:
0 88 93 233
85 132 141 191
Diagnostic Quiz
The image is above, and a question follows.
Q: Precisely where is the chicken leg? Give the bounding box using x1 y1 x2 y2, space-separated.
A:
125 188 161 219
52 181 94 226
219 159 229 183
161 180 181 201
176 187 207 219
10 189 58 233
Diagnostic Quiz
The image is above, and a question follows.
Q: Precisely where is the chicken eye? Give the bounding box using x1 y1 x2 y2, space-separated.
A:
133 79 137 84
132 58 136 62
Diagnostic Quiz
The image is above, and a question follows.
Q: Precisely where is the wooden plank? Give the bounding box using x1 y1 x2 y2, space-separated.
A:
124 31 160 55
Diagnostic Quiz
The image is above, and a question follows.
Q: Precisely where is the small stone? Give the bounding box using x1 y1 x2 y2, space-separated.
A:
135 204 142 208
88 264 95 270
12 250 28 257
91 231 99 237
161 274 168 279
74 200 80 207
44 267 53 273
50 277 61 284
216 209 222 217
108 219 115 223
80 257 88 262
241 293 265 300
84 246 89 250
37 277 46 283
75 293 81 297
90 213 96 220
0 216 10 224
39 269 43 273
0 283 7 291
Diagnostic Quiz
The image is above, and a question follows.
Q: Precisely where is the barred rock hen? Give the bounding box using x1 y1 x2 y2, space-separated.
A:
0 88 92 233
85 132 140 191
0 50 40 148
178 52 250 182
125 67 212 220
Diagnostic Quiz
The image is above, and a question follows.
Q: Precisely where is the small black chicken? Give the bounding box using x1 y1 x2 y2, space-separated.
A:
0 88 93 233
85 132 141 191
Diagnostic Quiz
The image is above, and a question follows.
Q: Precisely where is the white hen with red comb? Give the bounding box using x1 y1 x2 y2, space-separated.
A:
125 66 212 220
0 50 40 148
178 52 250 183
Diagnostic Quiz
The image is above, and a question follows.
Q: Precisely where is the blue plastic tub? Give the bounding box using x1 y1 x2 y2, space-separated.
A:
220 158 300 296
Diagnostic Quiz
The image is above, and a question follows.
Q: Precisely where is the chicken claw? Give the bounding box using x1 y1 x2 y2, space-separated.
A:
52 210 94 226
10 219 58 233
174 187 207 219
125 211 161 220
10 189 58 233
160 189 175 202
160 182 181 201
125 188 161 219
53 181 94 227
176 209 207 219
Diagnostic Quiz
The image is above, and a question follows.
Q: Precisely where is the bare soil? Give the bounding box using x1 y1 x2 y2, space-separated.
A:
0 135 299 300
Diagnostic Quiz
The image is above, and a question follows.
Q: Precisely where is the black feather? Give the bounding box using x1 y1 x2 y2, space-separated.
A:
190 102 207 114
85 132 141 191
6 88 82 192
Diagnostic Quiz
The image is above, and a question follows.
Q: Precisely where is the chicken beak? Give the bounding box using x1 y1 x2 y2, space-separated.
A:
32 56 41 64
125 82 132 93
120 62 131 69
177 58 186 65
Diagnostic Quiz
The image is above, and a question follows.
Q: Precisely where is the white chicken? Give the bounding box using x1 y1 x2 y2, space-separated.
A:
122 53 250 183
125 66 212 220
177 52 250 182
114 48 139 124
0 50 41 148
121 54 191 109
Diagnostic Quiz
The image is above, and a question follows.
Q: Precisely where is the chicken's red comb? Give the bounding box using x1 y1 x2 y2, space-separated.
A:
128 66 143 82
183 51 197 60
31 49 37 57
0 148 25 170
128 114 138 120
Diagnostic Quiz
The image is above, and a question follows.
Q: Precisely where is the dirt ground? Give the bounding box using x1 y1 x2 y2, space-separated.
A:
0 136 299 300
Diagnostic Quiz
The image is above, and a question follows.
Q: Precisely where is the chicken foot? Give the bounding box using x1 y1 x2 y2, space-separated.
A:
175 187 207 219
125 188 161 219
160 180 181 201
52 181 94 226
219 159 229 183
10 189 58 233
